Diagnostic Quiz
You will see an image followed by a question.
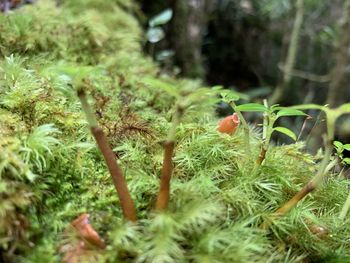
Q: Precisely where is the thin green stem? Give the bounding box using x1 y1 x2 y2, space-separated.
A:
166 105 182 142
230 101 249 131
339 191 350 220
77 88 98 127
262 100 268 141
256 112 275 166
264 118 275 151
230 101 250 157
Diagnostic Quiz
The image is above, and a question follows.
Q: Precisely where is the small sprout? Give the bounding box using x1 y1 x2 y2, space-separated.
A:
271 103 350 221
220 89 241 103
334 141 344 154
255 103 307 166
333 140 350 165
154 83 219 210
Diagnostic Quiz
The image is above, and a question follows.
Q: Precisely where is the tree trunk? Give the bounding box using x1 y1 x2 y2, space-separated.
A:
170 0 214 78
309 0 350 152
326 0 350 107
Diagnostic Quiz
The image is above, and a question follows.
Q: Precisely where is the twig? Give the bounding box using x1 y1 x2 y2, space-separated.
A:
261 144 335 230
270 0 304 104
275 149 335 216
278 64 331 83
297 115 312 141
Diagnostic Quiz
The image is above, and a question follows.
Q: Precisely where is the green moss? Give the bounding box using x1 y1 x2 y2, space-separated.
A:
1 1 350 262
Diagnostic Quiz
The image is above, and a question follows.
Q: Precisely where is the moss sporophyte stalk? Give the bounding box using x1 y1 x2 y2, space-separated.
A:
78 88 137 222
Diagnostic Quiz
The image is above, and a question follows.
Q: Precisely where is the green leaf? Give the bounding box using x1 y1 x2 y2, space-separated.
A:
149 9 173 27
343 158 350 165
142 77 179 97
270 104 281 111
220 90 240 102
245 86 271 98
146 27 165 43
343 144 350 151
334 141 344 154
67 142 95 150
47 65 101 79
334 141 343 149
291 104 326 111
273 127 297 141
276 108 307 118
337 103 350 114
212 85 223 91
235 103 268 112
185 87 220 106
25 170 37 182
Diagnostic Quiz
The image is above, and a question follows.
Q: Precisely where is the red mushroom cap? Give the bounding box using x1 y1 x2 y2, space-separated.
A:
217 113 240 135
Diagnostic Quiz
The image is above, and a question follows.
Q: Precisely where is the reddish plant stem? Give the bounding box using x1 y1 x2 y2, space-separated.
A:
78 89 137 222
155 141 175 210
91 127 137 222
275 181 315 215
261 183 315 230
155 105 182 210
261 140 334 229
256 147 267 166
275 142 332 217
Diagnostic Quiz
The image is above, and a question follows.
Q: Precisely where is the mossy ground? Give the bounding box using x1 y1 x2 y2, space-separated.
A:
1 1 350 262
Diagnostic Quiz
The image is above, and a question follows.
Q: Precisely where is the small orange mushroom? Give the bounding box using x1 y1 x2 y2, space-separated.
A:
71 213 105 249
217 113 240 135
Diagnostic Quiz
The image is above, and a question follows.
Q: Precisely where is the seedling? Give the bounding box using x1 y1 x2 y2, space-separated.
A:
144 77 220 210
252 103 307 165
334 140 350 166
334 140 350 220
273 103 350 217
220 92 308 168
233 101 307 165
